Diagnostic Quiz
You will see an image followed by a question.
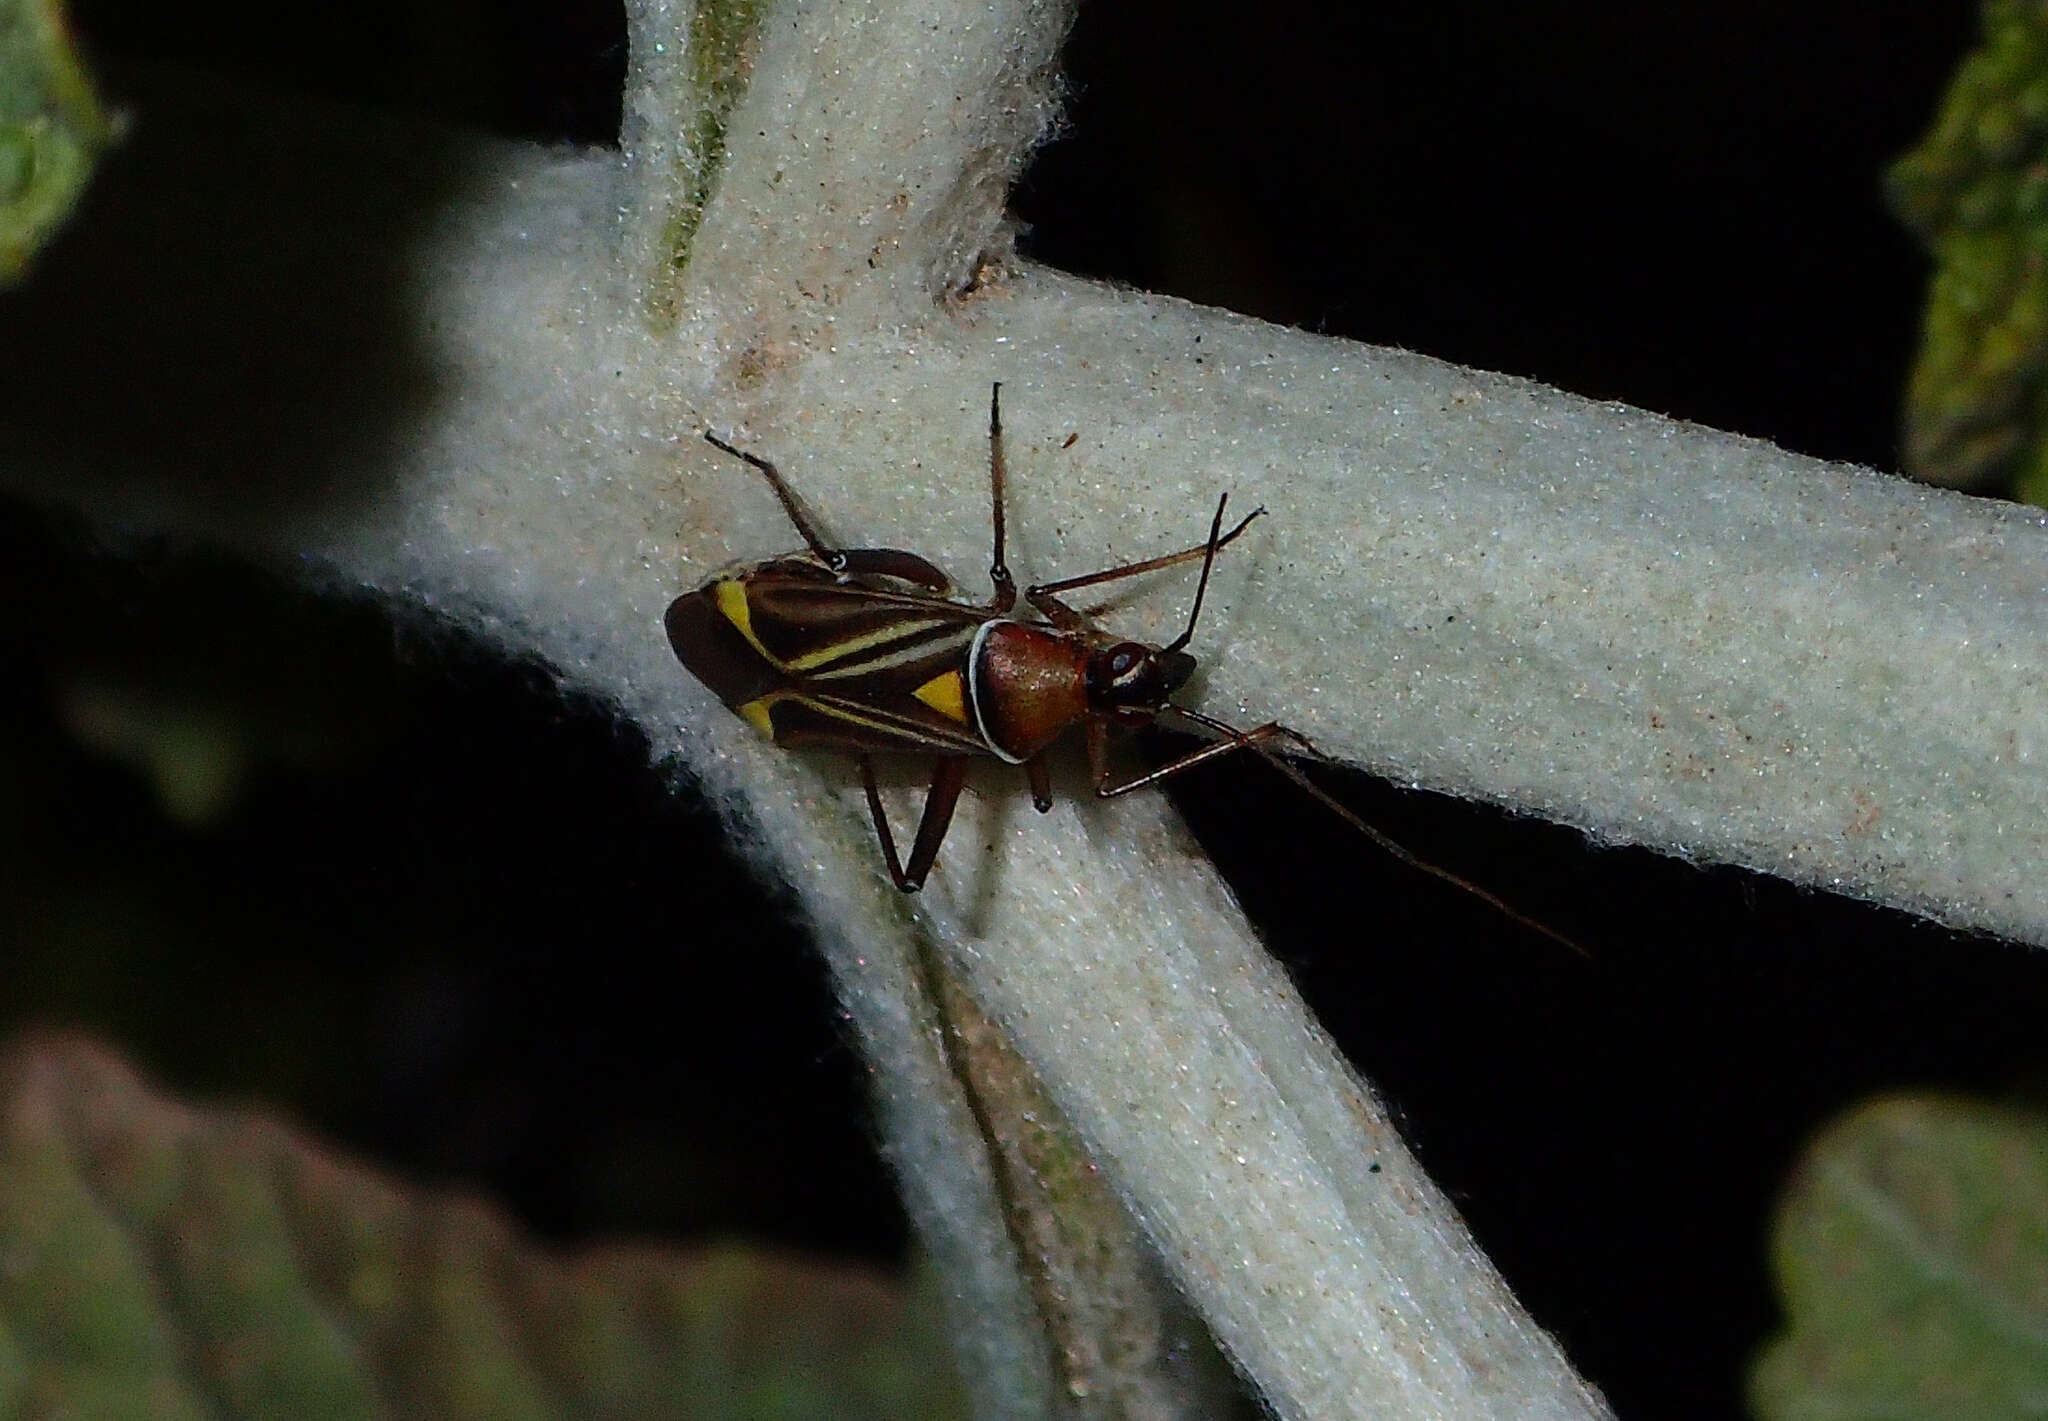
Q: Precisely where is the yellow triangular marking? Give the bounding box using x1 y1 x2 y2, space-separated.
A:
912 670 968 723
735 696 777 740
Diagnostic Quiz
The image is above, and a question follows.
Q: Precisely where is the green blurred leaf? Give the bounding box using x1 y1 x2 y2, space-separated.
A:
0 0 116 283
0 1033 965 1420
1750 1093 2048 1421
1889 1 2048 502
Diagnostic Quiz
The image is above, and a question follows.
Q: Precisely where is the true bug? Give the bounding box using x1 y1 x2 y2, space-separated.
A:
668 386 1570 948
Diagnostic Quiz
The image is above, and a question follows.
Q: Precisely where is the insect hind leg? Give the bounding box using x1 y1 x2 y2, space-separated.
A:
835 549 954 591
861 755 971 892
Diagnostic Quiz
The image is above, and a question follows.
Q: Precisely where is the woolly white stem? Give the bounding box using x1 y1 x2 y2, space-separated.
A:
2 3 2044 1416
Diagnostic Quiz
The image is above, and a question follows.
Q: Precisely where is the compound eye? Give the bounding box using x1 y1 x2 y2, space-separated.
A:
1087 643 1161 707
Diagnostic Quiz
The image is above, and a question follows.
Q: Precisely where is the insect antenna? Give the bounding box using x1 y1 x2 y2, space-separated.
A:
703 430 847 571
1167 705 1588 956
1166 494 1233 654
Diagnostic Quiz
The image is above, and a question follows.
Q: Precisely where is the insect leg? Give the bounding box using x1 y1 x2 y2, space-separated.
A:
1023 587 1091 631
835 548 954 589
858 756 974 892
1084 716 1299 797
902 758 972 891
1024 755 1054 813
985 382 1018 613
704 431 847 571
1152 707 1588 955
859 756 913 890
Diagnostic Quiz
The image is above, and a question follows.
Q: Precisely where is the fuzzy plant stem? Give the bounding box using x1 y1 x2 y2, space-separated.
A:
3 2 2045 1416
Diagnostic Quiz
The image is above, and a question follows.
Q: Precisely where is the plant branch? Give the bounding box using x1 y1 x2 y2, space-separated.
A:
2 3 2044 1417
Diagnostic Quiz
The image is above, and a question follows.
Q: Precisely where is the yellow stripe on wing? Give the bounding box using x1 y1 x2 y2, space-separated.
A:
742 688 990 755
714 580 784 669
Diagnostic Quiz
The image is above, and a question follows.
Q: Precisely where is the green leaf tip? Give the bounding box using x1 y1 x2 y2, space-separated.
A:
0 0 118 285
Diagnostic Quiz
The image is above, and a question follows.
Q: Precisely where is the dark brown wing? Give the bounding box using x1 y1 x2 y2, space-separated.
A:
668 563 998 757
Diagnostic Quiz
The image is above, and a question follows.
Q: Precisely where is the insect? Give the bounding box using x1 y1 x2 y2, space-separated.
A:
668 385 1571 949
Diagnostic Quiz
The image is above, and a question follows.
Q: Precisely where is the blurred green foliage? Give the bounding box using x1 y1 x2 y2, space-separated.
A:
0 0 116 283
0 1035 963 1419
0 505 935 1417
1891 0 2048 503
1751 1093 2048 1421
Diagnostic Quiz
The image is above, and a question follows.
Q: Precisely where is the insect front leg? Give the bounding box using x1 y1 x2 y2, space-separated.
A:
860 755 971 891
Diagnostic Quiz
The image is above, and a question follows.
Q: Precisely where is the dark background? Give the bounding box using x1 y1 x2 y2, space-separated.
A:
6 2 2039 1417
